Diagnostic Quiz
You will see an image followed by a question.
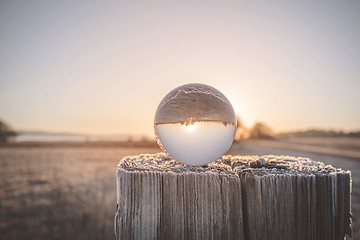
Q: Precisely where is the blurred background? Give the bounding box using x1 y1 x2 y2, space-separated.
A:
1 1 359 239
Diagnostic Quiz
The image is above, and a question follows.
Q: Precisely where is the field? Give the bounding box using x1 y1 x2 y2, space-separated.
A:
0 138 359 239
0 146 160 240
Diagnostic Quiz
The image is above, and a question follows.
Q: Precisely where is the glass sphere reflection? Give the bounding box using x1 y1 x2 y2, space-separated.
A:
154 83 236 165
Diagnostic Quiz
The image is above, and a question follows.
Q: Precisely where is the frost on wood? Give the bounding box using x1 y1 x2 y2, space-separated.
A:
115 153 352 240
115 153 243 239
229 155 352 240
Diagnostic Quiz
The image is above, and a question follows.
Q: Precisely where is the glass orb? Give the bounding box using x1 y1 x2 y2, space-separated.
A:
154 83 236 165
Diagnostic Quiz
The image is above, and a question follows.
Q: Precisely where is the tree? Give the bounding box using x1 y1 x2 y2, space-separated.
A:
249 122 273 139
0 119 17 143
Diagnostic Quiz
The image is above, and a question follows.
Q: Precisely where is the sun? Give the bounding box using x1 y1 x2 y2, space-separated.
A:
183 122 197 132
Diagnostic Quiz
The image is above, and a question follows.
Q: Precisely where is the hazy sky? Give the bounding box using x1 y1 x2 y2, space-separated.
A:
1 1 359 137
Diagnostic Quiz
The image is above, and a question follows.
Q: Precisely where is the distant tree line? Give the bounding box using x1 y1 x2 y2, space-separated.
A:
0 119 17 143
276 129 360 138
234 115 360 141
235 116 273 141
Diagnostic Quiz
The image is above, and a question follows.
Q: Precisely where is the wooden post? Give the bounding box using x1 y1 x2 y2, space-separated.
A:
115 153 352 240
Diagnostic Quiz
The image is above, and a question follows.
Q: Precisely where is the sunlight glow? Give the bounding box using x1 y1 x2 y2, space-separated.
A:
183 122 197 132
155 121 236 165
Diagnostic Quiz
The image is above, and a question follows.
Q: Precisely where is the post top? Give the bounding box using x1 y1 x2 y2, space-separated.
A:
118 153 350 176
118 153 235 177
117 153 349 177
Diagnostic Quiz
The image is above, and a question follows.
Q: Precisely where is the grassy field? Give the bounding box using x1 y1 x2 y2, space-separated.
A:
0 146 159 240
0 139 359 239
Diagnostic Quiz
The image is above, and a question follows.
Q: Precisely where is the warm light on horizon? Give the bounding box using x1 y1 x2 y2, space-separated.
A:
0 1 359 136
183 122 197 132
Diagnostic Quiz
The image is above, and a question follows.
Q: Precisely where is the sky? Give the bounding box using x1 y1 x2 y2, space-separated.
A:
1 1 360 138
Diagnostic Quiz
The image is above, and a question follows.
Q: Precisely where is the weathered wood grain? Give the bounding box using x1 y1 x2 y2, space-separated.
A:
115 153 352 240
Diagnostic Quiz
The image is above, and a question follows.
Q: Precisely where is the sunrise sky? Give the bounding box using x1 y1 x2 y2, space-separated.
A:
1 1 359 137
